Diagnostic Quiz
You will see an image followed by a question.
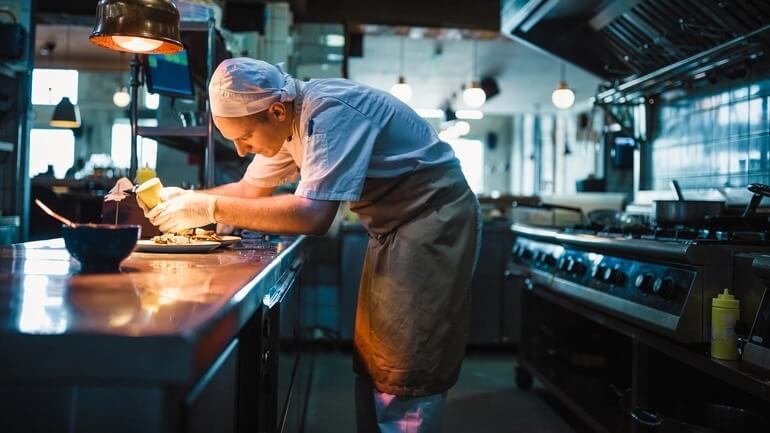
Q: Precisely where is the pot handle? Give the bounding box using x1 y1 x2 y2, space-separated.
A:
742 183 770 218
670 180 684 201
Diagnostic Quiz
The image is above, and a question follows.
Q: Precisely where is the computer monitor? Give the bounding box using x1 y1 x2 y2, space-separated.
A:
145 50 195 99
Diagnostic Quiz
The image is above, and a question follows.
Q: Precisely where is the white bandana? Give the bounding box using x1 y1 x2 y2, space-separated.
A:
208 58 297 117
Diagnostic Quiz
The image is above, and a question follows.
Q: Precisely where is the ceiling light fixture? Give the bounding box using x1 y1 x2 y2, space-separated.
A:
551 63 575 110
390 36 413 103
463 40 486 108
50 26 81 128
89 0 183 54
113 86 130 107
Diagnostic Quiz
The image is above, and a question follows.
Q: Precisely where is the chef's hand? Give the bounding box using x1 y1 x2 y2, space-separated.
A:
136 186 190 215
146 192 217 233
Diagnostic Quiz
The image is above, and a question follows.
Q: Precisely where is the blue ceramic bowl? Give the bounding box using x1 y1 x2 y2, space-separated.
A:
62 224 141 273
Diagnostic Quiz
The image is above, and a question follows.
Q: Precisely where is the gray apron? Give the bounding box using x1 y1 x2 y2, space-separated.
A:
350 164 480 397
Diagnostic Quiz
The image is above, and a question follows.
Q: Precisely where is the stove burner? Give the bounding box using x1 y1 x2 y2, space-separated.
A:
565 216 770 244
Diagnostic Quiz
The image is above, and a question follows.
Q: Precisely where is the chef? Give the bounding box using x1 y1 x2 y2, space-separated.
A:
144 58 481 433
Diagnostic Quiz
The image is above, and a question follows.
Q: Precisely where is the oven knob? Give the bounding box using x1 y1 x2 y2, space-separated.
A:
543 254 556 266
567 260 586 275
512 245 521 256
520 248 533 259
653 277 677 299
603 267 626 285
634 273 654 293
591 265 606 280
558 257 568 270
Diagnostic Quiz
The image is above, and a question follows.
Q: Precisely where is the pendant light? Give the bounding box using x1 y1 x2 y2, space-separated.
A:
390 36 413 103
50 26 81 128
113 86 131 108
89 0 183 54
551 63 575 110
463 40 486 109
112 53 130 107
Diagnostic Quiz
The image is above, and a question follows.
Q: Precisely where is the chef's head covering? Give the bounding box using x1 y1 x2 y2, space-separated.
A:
209 58 297 118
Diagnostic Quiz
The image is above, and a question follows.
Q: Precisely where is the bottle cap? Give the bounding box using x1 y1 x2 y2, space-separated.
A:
712 288 740 309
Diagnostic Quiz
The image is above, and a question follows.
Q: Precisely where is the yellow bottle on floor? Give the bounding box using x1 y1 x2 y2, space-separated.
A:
711 289 740 360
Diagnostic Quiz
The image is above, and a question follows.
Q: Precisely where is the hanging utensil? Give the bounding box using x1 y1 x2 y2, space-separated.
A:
34 199 77 228
670 180 685 201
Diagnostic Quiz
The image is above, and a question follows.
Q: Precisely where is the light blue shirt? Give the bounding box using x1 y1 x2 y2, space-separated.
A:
244 79 458 201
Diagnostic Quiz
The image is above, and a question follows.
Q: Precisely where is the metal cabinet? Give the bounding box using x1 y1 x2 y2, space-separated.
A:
469 223 516 345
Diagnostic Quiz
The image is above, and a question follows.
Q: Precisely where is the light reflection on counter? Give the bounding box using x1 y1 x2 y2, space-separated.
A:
18 275 68 334
23 259 73 276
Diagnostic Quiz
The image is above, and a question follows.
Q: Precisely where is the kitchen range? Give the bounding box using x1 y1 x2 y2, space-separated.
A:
508 185 770 433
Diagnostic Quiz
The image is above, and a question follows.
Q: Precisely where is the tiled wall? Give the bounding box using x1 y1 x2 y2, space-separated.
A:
649 76 770 190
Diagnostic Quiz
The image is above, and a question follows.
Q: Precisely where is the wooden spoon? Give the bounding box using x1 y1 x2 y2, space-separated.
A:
34 199 77 228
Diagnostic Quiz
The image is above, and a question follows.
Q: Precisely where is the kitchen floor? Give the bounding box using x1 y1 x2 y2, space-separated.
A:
304 350 582 433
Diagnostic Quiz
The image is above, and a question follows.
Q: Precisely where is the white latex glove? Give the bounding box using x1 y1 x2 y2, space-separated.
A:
146 192 217 233
136 186 190 215
216 223 235 235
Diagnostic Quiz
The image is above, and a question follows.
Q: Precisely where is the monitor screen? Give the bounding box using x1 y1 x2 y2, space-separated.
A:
145 50 194 99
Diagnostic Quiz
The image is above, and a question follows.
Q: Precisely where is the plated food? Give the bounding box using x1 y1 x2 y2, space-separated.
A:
150 228 222 244
134 229 241 253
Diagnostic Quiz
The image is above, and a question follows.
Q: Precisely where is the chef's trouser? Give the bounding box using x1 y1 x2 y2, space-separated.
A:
355 376 446 433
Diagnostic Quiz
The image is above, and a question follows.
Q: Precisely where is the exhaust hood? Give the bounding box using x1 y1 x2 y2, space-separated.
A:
502 0 770 99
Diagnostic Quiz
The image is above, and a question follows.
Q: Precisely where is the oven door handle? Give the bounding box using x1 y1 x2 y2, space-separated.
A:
263 260 303 309
505 268 528 279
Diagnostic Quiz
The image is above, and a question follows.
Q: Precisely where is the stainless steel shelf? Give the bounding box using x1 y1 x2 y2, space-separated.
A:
137 126 208 138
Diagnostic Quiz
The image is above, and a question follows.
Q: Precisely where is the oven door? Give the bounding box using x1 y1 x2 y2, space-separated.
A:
268 257 305 433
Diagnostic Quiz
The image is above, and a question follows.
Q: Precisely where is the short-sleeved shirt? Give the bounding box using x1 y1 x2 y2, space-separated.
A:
243 79 459 202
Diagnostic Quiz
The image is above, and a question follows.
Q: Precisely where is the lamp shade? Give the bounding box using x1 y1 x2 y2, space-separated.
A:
390 76 413 103
89 0 183 54
50 97 81 128
463 82 486 108
551 81 575 109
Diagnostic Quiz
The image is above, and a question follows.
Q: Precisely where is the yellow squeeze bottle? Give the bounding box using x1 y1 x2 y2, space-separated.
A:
136 177 164 210
711 289 740 360
136 164 157 185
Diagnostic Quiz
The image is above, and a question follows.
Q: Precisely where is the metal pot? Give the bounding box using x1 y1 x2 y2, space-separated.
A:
652 180 724 226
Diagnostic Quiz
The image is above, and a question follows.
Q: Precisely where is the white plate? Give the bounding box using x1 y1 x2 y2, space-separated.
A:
218 235 242 246
135 240 220 253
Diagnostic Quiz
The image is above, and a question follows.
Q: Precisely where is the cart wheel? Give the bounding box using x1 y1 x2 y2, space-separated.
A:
515 366 533 390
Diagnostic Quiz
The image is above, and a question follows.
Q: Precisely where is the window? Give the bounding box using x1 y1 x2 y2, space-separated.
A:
29 129 75 178
144 88 159 110
447 139 484 194
111 119 158 169
31 69 78 105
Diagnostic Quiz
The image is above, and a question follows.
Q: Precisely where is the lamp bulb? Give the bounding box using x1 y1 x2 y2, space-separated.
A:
112 36 164 53
551 82 575 109
390 78 413 103
113 87 130 108
463 86 486 108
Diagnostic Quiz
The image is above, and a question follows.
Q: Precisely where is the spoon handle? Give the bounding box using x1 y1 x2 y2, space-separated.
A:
34 199 76 228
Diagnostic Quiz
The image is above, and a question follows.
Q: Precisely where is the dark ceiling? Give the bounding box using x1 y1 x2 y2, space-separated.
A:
35 0 500 31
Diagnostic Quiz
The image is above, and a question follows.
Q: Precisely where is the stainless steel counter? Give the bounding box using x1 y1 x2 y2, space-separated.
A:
0 235 305 383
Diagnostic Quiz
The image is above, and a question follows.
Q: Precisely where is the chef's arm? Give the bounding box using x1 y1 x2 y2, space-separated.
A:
214 195 340 236
203 179 275 198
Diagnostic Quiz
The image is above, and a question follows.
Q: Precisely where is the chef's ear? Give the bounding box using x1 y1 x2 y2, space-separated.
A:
269 102 287 120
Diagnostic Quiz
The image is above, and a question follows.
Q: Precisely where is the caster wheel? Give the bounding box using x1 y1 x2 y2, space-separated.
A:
515 366 533 390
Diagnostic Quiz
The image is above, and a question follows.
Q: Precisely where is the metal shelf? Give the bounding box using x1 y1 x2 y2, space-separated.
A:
530 287 770 403
137 126 208 138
